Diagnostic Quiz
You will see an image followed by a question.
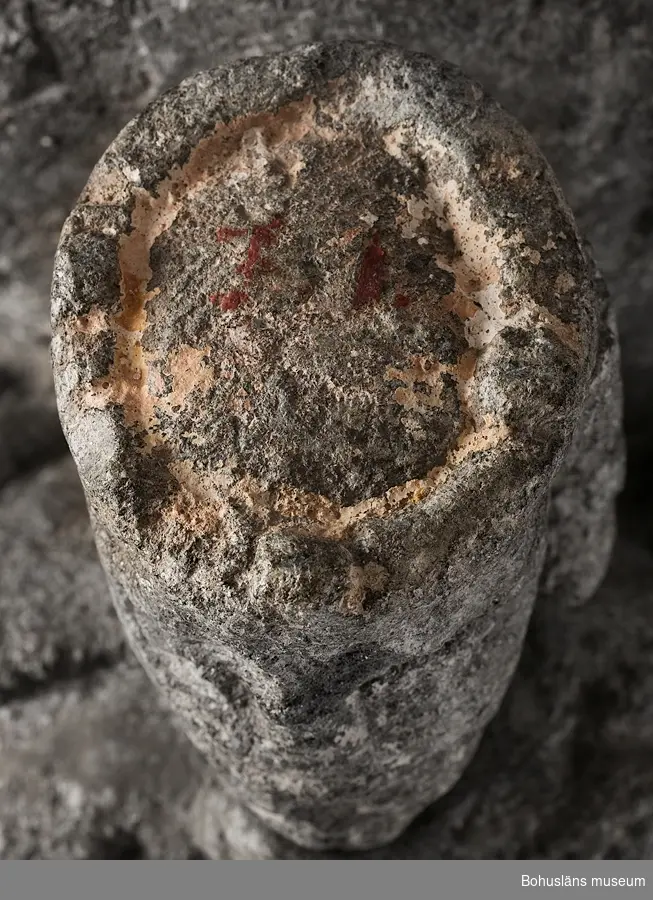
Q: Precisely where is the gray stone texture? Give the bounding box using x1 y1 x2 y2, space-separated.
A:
191 529 653 859
50 42 624 851
3 522 652 860
0 0 651 859
0 456 125 699
1 0 651 459
0 659 206 859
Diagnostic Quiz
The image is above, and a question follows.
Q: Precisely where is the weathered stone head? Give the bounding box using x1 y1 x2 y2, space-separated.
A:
51 42 621 852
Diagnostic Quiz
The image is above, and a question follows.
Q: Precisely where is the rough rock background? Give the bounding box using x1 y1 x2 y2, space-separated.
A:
0 0 652 858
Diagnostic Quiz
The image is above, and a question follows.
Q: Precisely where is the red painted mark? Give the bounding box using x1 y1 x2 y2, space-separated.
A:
352 233 386 309
216 225 248 242
237 218 284 281
210 289 248 311
394 293 411 308
211 217 282 314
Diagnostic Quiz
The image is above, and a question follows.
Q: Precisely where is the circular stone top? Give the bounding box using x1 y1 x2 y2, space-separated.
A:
52 42 598 548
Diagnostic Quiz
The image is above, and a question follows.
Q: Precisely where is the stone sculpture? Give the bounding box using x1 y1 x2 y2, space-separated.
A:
51 42 624 852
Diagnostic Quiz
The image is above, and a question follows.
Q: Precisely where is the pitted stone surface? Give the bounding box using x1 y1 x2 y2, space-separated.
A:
50 42 622 852
1 516 651 860
71 79 586 515
190 529 653 859
2 0 651 463
53 44 595 544
0 0 648 861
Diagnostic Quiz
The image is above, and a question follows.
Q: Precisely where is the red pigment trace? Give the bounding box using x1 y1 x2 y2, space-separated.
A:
352 233 386 309
237 218 284 281
394 293 411 308
216 226 248 242
209 289 248 311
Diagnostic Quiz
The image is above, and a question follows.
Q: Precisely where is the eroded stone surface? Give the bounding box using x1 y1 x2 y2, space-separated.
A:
1 520 651 859
190 529 653 859
543 255 626 607
0 0 647 860
50 42 622 851
2 0 651 467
